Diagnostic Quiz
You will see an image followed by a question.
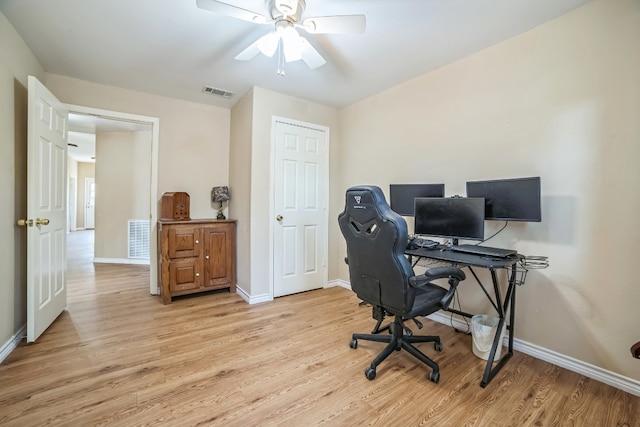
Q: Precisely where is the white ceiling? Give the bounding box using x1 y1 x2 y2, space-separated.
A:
1 0 593 109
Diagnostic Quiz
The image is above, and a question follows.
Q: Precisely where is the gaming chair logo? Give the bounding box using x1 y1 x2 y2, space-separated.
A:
353 195 365 209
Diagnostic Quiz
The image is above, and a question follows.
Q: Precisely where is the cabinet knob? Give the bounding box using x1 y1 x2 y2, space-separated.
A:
196 273 200 277
205 255 209 259
195 240 199 244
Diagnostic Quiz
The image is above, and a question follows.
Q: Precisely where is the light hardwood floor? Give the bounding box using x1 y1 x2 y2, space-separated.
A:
1 230 638 426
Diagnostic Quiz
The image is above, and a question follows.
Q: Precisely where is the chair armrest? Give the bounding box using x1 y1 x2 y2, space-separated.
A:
409 267 466 310
421 267 466 282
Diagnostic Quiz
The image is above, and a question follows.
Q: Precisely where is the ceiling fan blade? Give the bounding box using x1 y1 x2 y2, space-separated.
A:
301 15 366 34
299 37 326 69
234 32 280 61
196 0 269 24
234 39 261 61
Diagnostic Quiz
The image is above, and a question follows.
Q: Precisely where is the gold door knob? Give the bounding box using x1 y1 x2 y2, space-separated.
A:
35 218 50 226
17 219 34 227
276 215 283 221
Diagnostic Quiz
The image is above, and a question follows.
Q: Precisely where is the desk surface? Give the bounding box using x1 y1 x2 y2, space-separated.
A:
405 245 521 269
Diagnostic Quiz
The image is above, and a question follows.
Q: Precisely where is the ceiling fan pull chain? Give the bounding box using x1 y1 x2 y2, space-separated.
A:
277 38 285 76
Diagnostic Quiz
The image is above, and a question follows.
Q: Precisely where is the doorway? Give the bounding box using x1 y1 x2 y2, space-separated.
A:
66 105 159 294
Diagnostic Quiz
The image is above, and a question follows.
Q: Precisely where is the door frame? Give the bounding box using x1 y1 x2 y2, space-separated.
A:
65 104 160 295
269 116 330 299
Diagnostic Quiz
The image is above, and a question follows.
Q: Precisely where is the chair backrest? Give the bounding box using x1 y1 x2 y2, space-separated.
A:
338 185 416 314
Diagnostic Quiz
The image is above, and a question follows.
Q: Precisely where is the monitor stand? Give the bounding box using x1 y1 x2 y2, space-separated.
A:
442 238 458 250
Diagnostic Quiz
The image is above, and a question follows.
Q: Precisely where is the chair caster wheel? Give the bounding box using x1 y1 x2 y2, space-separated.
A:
430 371 440 383
365 367 376 380
434 341 443 352
349 339 358 349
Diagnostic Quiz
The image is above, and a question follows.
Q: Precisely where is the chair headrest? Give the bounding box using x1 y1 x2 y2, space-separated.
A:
343 185 388 222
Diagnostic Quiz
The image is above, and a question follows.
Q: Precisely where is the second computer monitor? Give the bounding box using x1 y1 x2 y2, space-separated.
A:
466 176 541 222
414 197 485 242
389 183 445 216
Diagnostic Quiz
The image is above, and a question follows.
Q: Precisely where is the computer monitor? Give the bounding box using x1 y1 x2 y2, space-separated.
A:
414 197 485 242
466 177 541 222
389 184 445 216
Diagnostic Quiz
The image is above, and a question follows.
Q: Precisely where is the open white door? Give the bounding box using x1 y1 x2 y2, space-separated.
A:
23 76 68 342
273 119 328 297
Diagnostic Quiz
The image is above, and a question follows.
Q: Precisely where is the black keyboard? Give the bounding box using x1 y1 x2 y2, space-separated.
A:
450 244 517 258
408 237 438 249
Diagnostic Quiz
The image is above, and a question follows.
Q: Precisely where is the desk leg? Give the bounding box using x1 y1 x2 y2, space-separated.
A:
479 266 517 388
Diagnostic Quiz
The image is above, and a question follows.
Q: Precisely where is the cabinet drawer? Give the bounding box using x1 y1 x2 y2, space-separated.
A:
168 258 203 293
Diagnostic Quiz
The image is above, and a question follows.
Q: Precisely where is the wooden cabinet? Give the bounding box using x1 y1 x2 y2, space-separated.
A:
158 219 236 304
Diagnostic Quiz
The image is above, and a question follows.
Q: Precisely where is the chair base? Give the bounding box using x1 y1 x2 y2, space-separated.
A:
350 316 442 383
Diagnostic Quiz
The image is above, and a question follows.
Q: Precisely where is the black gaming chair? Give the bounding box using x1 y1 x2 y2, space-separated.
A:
338 185 466 383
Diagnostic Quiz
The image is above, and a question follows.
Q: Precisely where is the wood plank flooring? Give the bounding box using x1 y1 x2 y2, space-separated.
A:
1 230 638 426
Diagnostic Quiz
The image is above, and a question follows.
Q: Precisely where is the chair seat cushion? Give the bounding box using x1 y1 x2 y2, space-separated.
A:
405 283 447 319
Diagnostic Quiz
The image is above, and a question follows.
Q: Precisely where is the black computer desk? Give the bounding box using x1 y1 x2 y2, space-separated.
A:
405 245 523 387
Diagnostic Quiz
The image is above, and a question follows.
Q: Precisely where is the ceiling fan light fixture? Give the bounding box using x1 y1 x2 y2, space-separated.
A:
257 31 279 57
281 25 302 62
283 40 302 62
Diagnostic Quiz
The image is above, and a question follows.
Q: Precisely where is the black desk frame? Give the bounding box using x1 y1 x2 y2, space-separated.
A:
406 246 521 387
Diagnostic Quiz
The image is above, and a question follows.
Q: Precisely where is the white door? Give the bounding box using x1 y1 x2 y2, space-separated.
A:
25 76 68 342
273 119 328 297
84 178 95 229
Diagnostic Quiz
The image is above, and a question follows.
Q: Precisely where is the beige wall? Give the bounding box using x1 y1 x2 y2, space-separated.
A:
229 87 339 298
229 88 253 295
44 74 230 221
94 131 152 259
76 162 95 229
0 12 45 347
335 0 640 380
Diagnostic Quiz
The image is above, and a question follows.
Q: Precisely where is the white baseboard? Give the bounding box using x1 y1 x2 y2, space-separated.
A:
236 285 273 305
327 279 351 290
426 311 640 397
325 281 640 396
0 325 26 364
93 257 150 265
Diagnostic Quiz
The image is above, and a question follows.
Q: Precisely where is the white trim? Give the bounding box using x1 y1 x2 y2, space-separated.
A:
0 325 26 363
326 279 351 290
64 104 160 295
336 278 640 397
236 285 273 305
93 257 150 265
426 310 640 397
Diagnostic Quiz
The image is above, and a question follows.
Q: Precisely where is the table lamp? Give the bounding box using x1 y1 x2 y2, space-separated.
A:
211 186 231 220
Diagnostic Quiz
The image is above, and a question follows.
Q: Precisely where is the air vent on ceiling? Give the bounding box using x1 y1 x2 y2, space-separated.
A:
202 86 235 99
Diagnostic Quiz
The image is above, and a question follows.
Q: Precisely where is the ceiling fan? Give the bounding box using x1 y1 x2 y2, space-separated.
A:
196 0 366 75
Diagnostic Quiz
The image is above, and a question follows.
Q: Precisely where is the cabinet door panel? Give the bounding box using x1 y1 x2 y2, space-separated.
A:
167 225 201 258
203 224 236 288
169 258 203 292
